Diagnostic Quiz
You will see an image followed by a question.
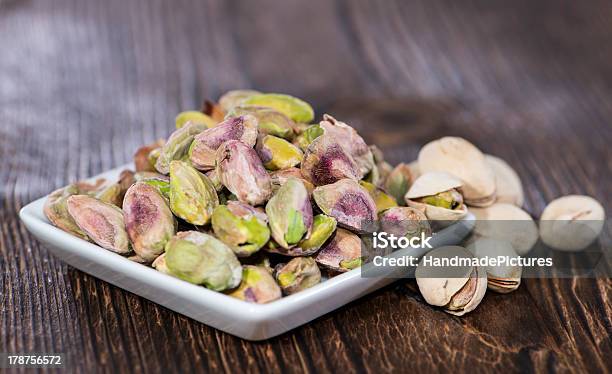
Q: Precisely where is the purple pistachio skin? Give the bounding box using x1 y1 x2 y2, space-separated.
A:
301 133 361 186
313 179 377 233
379 207 432 238
216 139 273 206
315 228 362 272
189 115 258 171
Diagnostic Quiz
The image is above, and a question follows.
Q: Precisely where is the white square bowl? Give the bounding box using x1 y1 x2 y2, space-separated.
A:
19 165 474 341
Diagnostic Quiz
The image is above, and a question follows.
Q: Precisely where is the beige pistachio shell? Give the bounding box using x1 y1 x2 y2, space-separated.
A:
466 238 522 293
418 137 496 207
470 203 538 255
405 172 467 222
485 155 524 207
407 160 420 180
539 195 605 251
445 266 488 316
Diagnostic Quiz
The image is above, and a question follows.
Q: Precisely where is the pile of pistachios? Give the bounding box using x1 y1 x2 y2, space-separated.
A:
44 90 605 313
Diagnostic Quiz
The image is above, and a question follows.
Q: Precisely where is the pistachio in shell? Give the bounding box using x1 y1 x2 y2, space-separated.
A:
266 214 337 256
407 160 420 180
228 106 295 140
218 89 261 113
211 201 270 257
313 179 377 233
315 228 363 272
466 238 522 293
379 207 432 239
265 178 313 249
485 154 524 207
123 182 176 262
169 160 219 225
242 93 314 123
415 246 487 316
294 124 324 151
359 181 398 213
405 172 468 222
216 139 273 206
188 115 258 171
175 111 216 129
256 135 303 170
539 195 605 251
301 134 361 186
155 121 208 174
383 163 413 205
134 139 165 172
66 195 130 254
418 137 496 207
227 265 282 304
269 167 315 195
274 257 321 295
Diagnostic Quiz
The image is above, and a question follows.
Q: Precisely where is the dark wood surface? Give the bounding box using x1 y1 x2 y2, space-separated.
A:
1 0 611 372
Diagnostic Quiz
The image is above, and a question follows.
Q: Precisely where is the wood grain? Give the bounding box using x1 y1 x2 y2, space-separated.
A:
0 0 610 372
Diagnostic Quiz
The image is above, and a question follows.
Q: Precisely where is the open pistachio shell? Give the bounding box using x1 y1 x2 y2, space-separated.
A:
175 111 216 129
294 124 324 151
66 195 130 254
269 167 315 195
408 160 420 180
228 106 295 140
539 195 605 251
189 115 258 171
313 179 377 233
266 214 337 256
301 133 361 186
164 231 242 291
227 265 282 304
405 172 468 222
418 137 496 207
242 93 314 123
383 163 413 205
379 207 432 239
359 181 398 213
275 257 321 295
169 160 219 225
218 89 261 112
485 155 524 207
265 178 313 249
211 201 270 257
256 135 303 170
134 139 165 172
123 182 176 262
155 122 208 174
466 238 522 293
315 228 363 272
216 139 272 205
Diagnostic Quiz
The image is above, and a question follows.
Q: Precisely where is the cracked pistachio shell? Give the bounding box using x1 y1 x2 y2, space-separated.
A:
242 93 314 123
211 201 270 257
270 167 315 196
134 139 165 172
266 178 313 249
266 214 337 256
216 140 272 205
316 228 363 272
466 238 522 293
319 115 374 178
228 106 295 140
165 231 242 291
169 161 219 225
301 133 361 186
383 163 413 205
189 115 258 171
294 124 324 151
416 246 487 316
379 207 432 239
66 195 130 254
228 265 282 304
257 135 303 170
175 111 216 129
123 182 176 262
313 179 377 233
485 155 524 207
155 122 208 174
218 89 261 112
275 257 321 295
405 172 468 222
418 137 496 207
539 195 605 251
359 181 398 213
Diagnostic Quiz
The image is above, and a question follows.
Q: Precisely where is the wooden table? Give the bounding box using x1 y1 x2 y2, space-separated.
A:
1 0 610 372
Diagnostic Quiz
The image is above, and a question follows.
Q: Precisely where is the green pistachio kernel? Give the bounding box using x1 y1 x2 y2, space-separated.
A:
243 93 314 123
175 111 216 129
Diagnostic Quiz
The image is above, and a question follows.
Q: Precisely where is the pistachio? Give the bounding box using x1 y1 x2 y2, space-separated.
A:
95 170 135 207
164 231 242 291
140 176 171 199
405 172 468 222
218 89 261 112
256 135 303 170
152 253 171 275
485 155 524 206
294 124 323 151
227 265 282 304
123 182 176 262
270 167 315 195
274 257 321 295
266 214 337 256
407 160 420 180
134 139 165 172
313 179 377 232
175 111 216 129
44 184 94 240
189 115 258 171
319 115 374 177
539 195 605 251
418 137 496 207
169 160 218 225
416 246 487 316
301 133 361 186
315 228 363 272
155 122 208 174
242 93 314 123
466 238 522 293
359 181 398 213
211 201 270 257
383 163 413 205
205 168 223 192
134 171 168 182
379 207 432 239
228 106 295 140
216 140 272 205
266 178 313 249
66 195 130 254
